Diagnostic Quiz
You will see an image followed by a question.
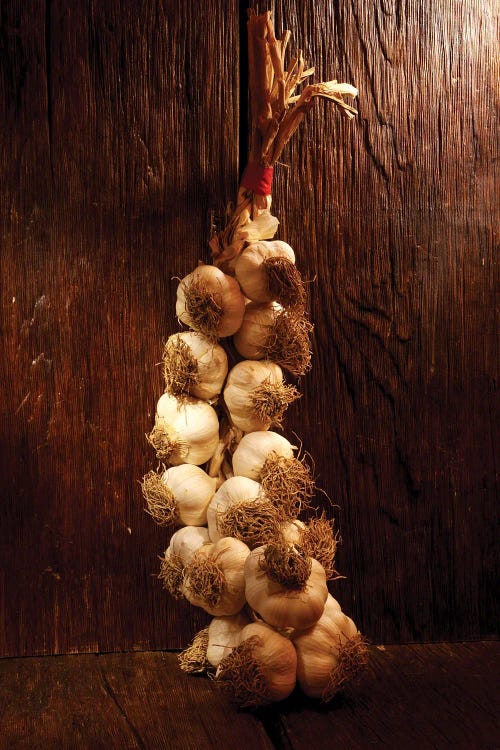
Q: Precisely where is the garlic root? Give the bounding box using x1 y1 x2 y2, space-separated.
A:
178 627 210 674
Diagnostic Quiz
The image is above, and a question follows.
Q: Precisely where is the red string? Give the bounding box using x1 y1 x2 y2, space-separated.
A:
240 162 274 196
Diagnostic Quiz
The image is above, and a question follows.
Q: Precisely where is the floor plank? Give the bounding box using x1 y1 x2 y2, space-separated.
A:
0 643 498 749
265 642 500 750
0 652 273 750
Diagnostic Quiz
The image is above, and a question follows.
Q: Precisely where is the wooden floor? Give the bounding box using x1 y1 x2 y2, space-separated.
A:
1 642 498 750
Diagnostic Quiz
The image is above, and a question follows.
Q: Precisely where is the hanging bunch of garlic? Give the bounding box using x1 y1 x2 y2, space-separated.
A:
142 9 366 707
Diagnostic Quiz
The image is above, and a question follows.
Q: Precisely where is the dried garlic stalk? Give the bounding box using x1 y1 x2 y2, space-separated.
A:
210 9 358 271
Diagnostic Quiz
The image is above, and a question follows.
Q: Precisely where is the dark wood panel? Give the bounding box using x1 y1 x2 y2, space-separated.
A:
0 0 239 656
1 644 499 749
0 0 498 658
264 0 498 642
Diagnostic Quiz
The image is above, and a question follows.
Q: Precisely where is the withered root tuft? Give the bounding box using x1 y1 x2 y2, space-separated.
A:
182 277 223 341
184 555 226 608
216 499 281 549
251 379 301 427
261 539 312 590
158 551 184 598
178 627 210 674
260 452 315 518
215 636 270 707
263 256 307 311
162 337 200 396
141 470 178 527
260 309 313 377
322 634 369 702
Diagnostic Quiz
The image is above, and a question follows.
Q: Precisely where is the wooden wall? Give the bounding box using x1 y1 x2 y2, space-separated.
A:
0 0 497 657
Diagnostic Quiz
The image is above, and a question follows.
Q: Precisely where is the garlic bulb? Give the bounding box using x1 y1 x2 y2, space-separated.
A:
148 393 219 466
206 611 252 668
233 302 280 360
182 537 250 616
232 431 294 480
234 240 306 309
293 596 368 701
233 301 312 377
232 431 315 518
141 464 217 527
215 621 297 706
223 360 300 432
158 525 210 597
234 240 295 301
244 542 328 630
176 264 246 340
162 331 228 401
207 475 280 548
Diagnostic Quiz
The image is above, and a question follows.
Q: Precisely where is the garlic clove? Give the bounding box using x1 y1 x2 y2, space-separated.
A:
169 525 211 565
232 301 280 360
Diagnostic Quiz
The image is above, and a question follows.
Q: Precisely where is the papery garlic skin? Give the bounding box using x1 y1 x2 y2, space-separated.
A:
161 464 217 526
182 537 251 616
293 597 366 700
232 431 294 481
244 545 328 630
223 360 284 432
163 332 228 401
233 301 281 360
153 393 219 466
280 519 307 545
176 265 246 339
169 525 211 566
206 611 252 668
234 240 295 303
215 621 297 705
206 475 264 542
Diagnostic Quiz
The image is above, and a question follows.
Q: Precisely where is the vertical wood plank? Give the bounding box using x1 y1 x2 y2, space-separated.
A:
0 0 239 656
257 0 498 642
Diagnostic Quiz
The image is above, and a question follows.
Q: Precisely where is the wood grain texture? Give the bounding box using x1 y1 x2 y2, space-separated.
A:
264 0 498 642
1 644 498 749
0 0 498 658
0 0 239 656
269 641 500 750
0 650 275 749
